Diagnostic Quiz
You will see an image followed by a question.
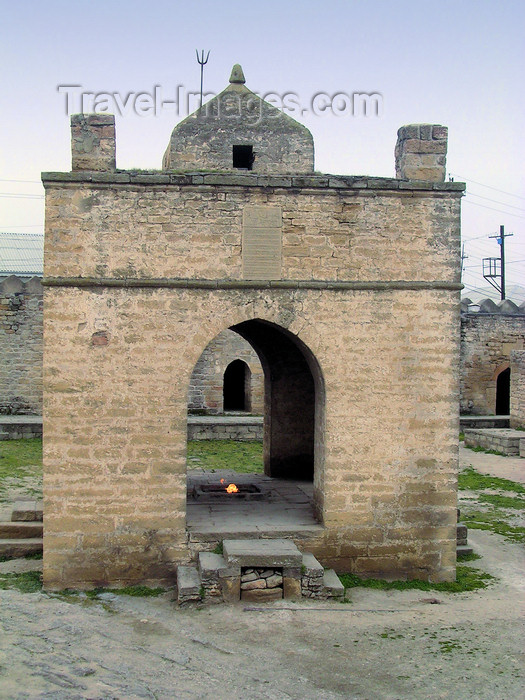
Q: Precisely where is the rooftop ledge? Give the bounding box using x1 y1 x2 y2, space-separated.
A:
41 171 465 192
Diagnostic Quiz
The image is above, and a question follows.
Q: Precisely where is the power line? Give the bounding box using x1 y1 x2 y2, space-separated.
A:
466 192 525 212
451 174 525 201
463 199 525 219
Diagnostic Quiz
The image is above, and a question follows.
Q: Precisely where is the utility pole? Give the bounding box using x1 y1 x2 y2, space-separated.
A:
483 225 513 300
461 243 468 278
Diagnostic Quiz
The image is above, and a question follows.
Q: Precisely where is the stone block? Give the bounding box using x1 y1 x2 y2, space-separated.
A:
220 576 241 603
302 552 324 578
283 577 302 599
223 539 302 568
11 501 43 522
71 114 116 172
323 569 344 598
176 565 201 604
241 587 283 602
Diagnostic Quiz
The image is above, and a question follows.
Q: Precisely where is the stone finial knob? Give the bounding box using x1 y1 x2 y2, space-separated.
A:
229 64 246 84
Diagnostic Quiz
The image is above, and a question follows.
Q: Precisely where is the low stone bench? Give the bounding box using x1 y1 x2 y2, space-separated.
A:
464 428 524 457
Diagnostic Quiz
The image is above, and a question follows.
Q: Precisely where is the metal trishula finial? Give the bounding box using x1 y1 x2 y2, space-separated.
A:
196 49 210 110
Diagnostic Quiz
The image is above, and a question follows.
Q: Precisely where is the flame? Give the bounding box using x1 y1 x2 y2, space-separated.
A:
225 483 239 494
220 478 225 484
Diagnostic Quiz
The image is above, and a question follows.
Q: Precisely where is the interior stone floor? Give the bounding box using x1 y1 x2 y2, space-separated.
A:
186 469 322 537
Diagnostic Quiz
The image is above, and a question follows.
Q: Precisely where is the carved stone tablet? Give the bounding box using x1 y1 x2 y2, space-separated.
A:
242 205 282 280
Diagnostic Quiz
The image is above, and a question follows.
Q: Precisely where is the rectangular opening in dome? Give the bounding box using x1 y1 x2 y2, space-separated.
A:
233 145 254 170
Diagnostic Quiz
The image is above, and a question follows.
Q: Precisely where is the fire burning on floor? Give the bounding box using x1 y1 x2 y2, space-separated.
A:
220 479 239 494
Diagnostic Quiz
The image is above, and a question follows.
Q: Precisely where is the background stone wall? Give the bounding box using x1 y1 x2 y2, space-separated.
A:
0 276 43 414
460 310 525 415
510 350 525 429
188 329 263 414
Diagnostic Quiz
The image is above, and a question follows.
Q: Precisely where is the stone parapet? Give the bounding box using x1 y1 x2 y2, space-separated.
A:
42 169 465 191
71 114 116 171
395 124 448 182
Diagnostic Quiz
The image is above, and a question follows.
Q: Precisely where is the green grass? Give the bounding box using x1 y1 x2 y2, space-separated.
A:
464 445 507 457
461 510 525 543
187 440 263 473
458 466 525 543
0 438 42 474
456 550 481 562
85 585 165 598
338 566 495 593
458 467 525 494
0 438 43 501
0 570 42 593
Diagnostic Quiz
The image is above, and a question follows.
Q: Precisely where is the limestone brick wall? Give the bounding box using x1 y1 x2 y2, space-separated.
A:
510 350 525 429
43 174 461 285
0 276 43 414
188 329 264 414
42 172 462 589
43 285 459 588
460 313 525 415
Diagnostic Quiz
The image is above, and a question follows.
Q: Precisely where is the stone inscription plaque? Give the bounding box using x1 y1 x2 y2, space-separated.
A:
242 205 282 280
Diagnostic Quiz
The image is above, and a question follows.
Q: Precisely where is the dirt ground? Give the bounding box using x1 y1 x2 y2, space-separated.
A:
0 447 524 699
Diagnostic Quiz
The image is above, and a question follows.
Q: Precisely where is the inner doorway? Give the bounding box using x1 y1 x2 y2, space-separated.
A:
496 367 510 415
223 359 251 411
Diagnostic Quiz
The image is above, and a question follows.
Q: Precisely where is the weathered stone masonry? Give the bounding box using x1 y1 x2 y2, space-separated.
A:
42 67 464 590
0 275 43 415
460 304 525 415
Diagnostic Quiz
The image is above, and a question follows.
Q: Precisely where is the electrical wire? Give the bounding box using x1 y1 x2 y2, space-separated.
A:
451 174 525 201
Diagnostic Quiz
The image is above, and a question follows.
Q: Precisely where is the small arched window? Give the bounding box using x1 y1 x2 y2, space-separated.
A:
223 360 251 411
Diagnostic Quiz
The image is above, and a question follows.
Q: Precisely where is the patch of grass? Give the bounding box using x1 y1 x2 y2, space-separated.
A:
0 438 42 474
456 550 481 562
459 432 465 441
212 542 224 555
458 467 525 494
462 510 525 543
0 438 43 501
0 551 43 563
478 493 525 509
464 445 507 457
187 440 263 473
85 585 165 598
0 570 42 593
338 566 495 593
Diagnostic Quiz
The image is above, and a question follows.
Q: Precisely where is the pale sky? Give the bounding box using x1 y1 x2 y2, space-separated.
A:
2 0 524 300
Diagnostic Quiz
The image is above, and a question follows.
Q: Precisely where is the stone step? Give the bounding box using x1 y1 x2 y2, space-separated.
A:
0 538 43 558
456 545 473 557
457 522 468 546
323 569 345 599
176 565 202 605
11 501 43 522
223 538 302 568
0 521 43 539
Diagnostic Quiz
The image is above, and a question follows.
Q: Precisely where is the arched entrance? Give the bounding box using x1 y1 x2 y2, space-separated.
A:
231 319 323 480
496 366 510 415
186 319 325 536
223 359 251 411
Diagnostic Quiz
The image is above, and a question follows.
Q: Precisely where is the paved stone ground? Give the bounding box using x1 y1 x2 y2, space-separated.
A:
187 470 320 536
460 443 525 484
0 448 523 698
0 526 524 699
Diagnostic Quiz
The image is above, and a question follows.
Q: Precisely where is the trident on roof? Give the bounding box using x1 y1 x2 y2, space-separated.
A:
195 49 210 110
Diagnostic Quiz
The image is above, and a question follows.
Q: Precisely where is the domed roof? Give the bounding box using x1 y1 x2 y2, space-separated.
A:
163 64 314 174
